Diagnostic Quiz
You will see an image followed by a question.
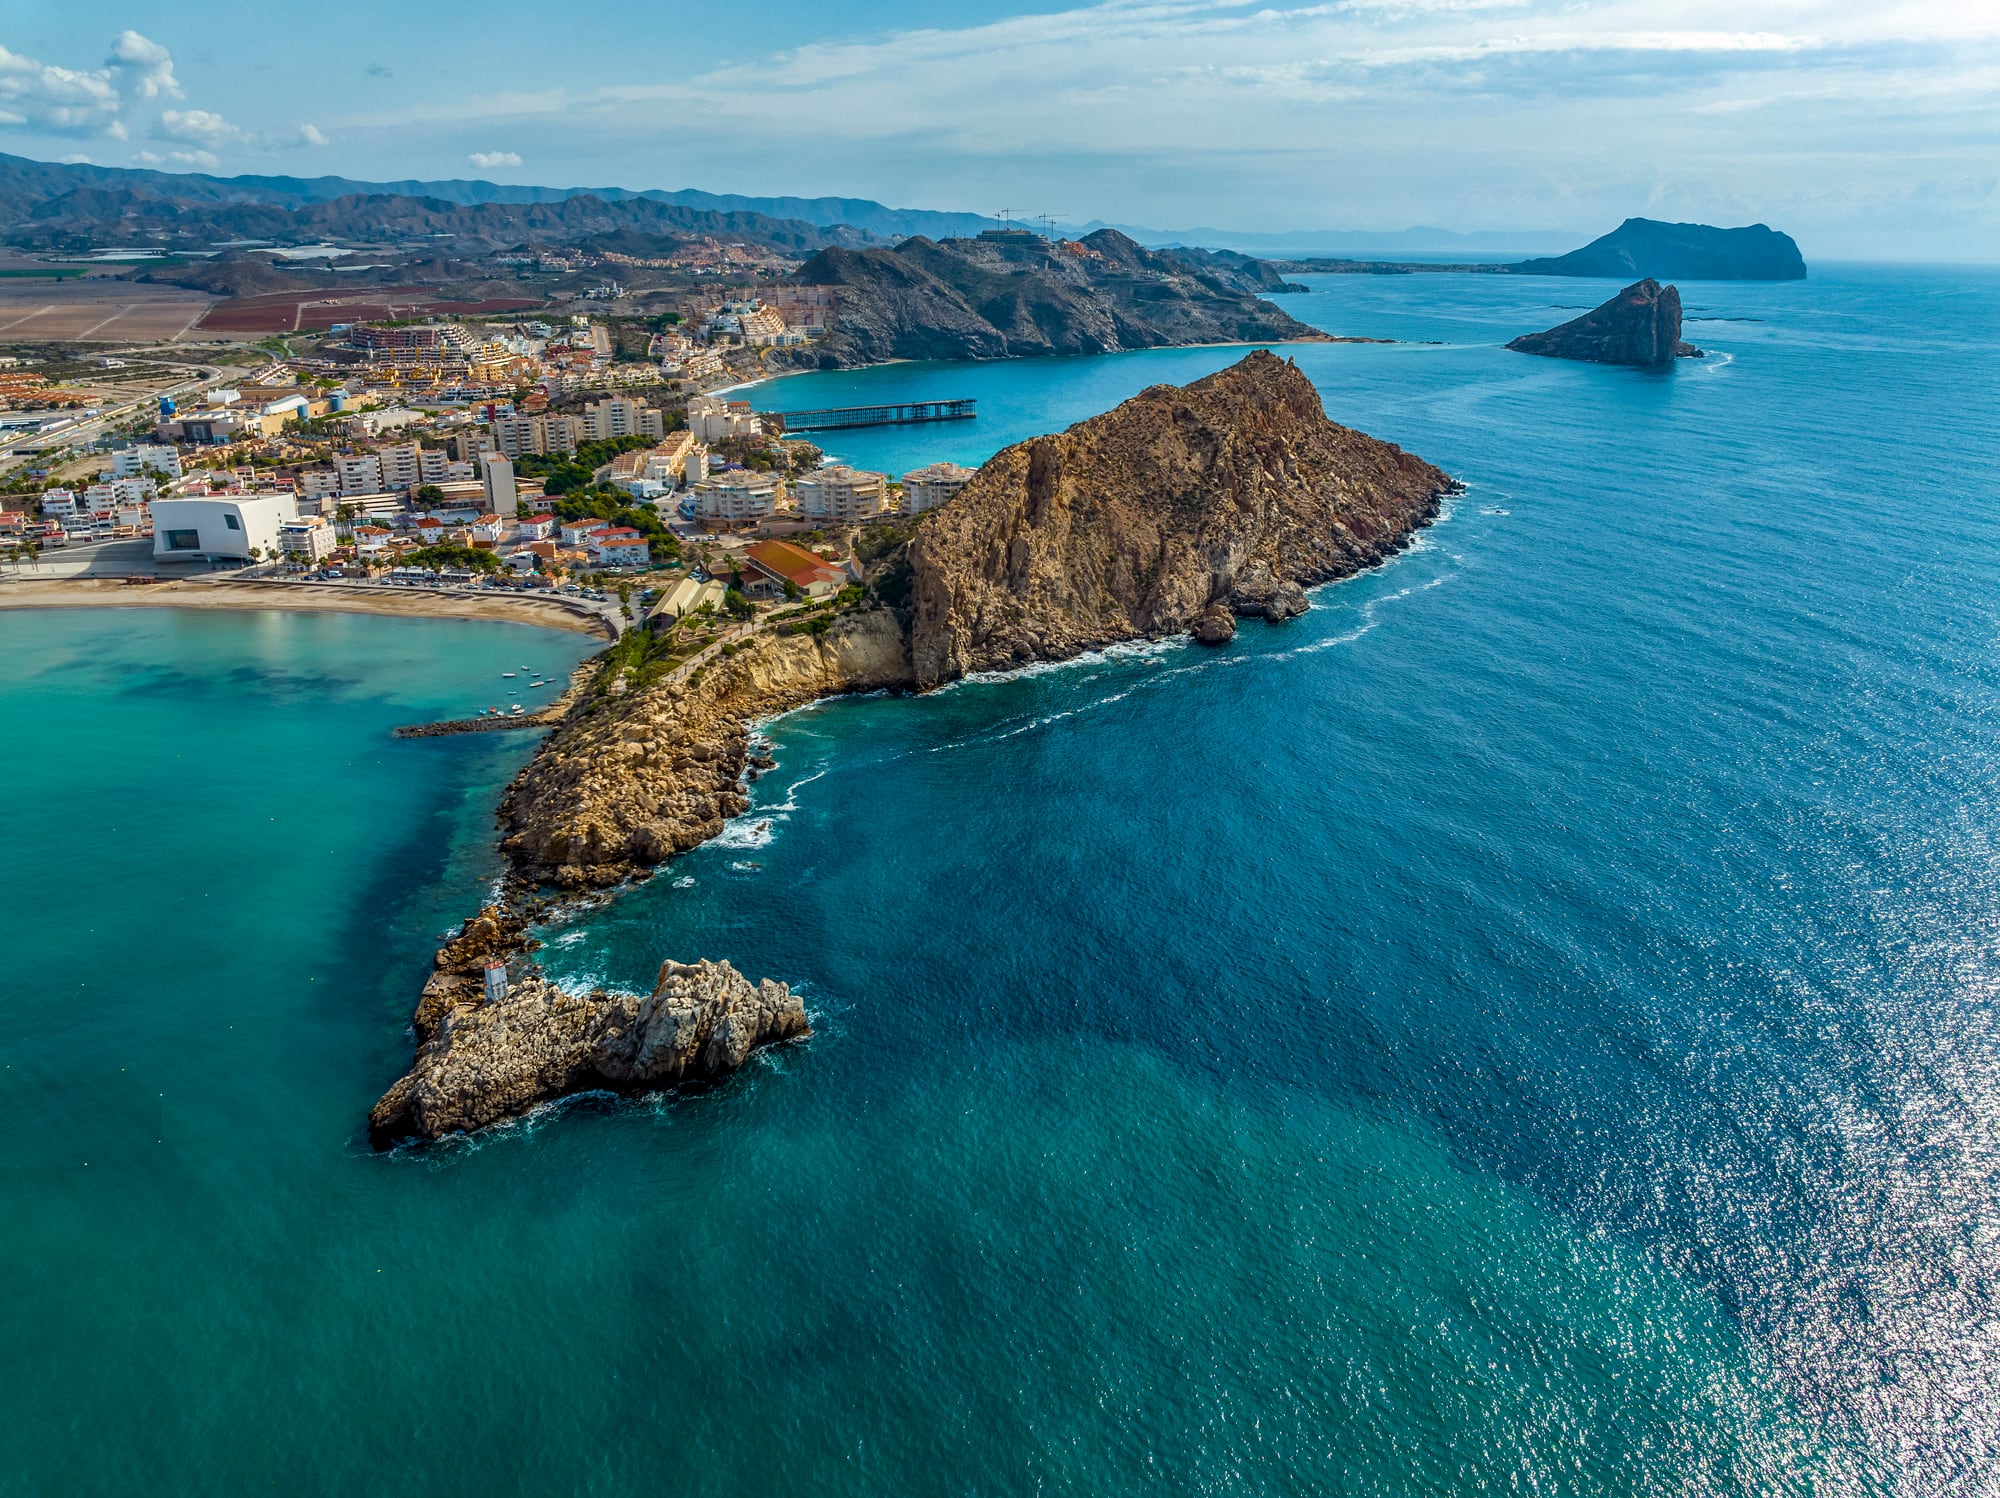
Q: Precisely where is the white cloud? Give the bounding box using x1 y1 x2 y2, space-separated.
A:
0 44 123 133
156 107 244 145
469 149 522 169
135 147 220 171
105 31 180 101
295 123 329 147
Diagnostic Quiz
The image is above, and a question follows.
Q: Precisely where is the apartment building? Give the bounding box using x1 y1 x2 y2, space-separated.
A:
335 454 384 496
901 461 977 514
299 468 342 502
378 444 424 493
279 515 336 561
580 396 665 443
795 465 890 523
690 471 781 525
110 445 182 481
490 413 582 459
685 395 762 445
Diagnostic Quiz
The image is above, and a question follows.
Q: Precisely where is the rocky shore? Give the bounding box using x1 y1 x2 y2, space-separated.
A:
369 350 1457 1145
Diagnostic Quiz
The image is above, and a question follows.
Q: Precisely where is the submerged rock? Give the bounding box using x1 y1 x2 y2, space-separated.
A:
1507 279 1703 366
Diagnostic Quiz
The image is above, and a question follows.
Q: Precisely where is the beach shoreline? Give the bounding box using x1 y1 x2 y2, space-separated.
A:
0 576 617 637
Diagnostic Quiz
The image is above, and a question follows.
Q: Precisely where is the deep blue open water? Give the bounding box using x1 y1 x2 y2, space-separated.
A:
4 265 1999 1494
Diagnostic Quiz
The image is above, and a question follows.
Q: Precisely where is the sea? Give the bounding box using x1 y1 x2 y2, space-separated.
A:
4 264 1998 1495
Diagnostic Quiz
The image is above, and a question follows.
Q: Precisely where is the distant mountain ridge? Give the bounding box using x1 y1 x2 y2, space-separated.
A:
0 152 997 248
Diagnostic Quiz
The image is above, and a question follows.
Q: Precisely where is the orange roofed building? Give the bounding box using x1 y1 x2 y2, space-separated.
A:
741 539 847 600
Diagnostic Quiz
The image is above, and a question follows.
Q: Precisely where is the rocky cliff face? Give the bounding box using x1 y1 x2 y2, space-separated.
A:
500 608 910 889
777 229 1323 369
905 349 1453 687
369 926 807 1145
1506 280 1703 365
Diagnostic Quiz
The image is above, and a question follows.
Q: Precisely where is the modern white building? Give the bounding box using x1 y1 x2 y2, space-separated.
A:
152 495 289 563
901 461 976 514
111 445 182 481
691 472 781 525
279 515 336 561
796 465 889 523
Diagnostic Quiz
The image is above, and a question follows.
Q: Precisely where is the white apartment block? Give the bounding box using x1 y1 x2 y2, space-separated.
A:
685 395 763 445
795 465 889 523
110 445 182 481
279 515 336 561
300 468 342 501
419 447 451 482
490 413 582 459
336 454 384 496
580 397 665 443
378 444 424 493
691 472 781 525
901 461 976 514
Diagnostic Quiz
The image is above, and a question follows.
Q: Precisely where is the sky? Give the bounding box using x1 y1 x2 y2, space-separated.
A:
1 0 1996 260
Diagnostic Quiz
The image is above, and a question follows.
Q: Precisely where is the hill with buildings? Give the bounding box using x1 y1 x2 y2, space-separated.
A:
776 228 1320 367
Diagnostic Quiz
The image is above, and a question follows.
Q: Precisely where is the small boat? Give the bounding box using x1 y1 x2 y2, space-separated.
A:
502 672 516 678
510 704 524 715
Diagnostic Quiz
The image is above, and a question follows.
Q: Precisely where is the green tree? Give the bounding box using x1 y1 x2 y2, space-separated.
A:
414 484 446 507
724 587 753 621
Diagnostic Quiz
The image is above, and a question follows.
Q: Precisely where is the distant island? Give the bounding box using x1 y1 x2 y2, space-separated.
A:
1512 218 1806 281
369 351 1456 1143
1507 279 1704 365
1270 218 1807 283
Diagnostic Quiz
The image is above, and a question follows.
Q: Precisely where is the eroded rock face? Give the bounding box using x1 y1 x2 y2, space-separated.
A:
905 349 1452 688
1506 279 1704 365
369 945 808 1144
500 609 911 889
1191 605 1237 646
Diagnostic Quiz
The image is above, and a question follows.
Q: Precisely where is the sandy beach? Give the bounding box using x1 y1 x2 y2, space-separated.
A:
0 576 617 637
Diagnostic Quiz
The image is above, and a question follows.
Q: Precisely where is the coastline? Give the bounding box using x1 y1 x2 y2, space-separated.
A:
0 577 616 638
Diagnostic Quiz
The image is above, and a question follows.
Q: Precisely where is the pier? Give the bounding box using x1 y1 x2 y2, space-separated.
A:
762 397 976 433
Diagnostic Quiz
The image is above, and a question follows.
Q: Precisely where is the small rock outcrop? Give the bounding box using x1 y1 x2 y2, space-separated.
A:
906 350 1453 687
1507 280 1704 365
1191 605 1237 646
369 935 808 1145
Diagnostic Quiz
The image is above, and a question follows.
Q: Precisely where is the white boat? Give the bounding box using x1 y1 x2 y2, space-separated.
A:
502 672 516 678
510 704 524 714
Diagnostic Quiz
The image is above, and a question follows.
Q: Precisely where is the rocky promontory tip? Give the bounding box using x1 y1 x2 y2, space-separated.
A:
369 916 807 1145
1507 279 1703 366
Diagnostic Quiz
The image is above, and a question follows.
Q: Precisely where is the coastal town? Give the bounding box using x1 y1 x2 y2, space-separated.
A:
0 297 978 631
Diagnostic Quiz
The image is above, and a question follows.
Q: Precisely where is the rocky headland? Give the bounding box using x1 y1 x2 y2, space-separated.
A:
1512 218 1806 281
369 350 1457 1144
1507 279 1704 366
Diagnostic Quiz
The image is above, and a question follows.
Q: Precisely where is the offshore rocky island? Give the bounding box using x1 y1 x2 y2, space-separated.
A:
369 351 1457 1144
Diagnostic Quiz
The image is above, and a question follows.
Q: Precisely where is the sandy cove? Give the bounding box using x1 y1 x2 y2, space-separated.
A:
0 576 616 638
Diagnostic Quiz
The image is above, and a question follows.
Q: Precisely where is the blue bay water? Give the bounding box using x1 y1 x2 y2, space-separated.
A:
5 264 2000 1493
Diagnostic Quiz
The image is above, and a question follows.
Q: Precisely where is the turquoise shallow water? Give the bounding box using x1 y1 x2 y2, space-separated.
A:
6 265 2000 1493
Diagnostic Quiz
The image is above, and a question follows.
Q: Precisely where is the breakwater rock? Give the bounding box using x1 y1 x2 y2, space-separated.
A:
1507 279 1703 366
906 349 1452 683
370 920 806 1144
